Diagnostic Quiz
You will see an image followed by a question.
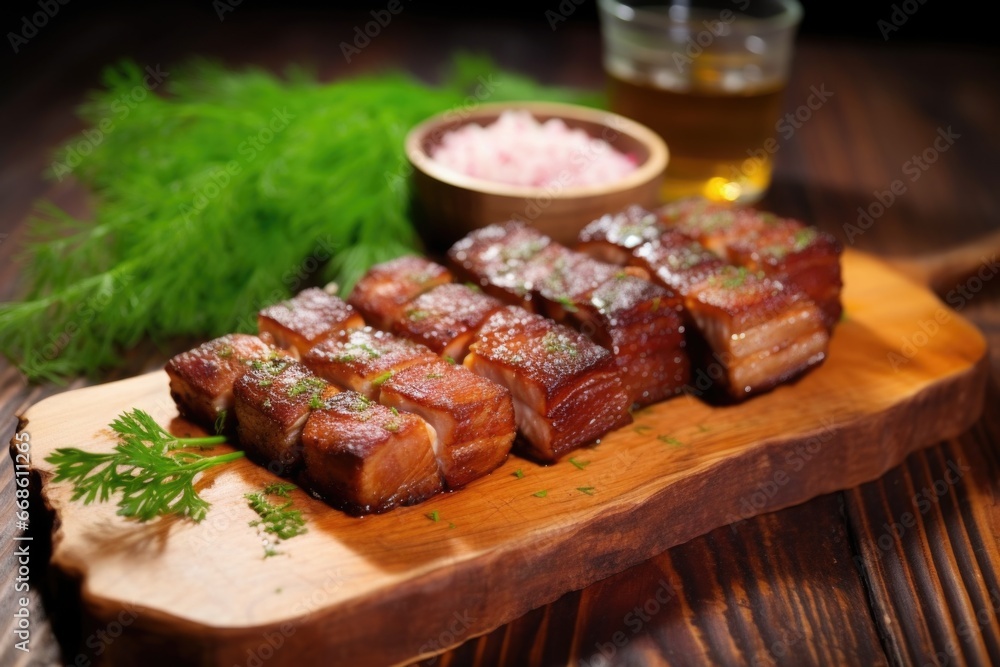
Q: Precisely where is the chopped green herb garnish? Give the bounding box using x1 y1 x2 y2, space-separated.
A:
217 344 234 359
263 482 297 498
246 486 307 558
697 424 710 433
258 378 273 387
464 282 481 292
512 468 524 479
372 370 393 386
426 372 445 379
555 295 578 312
287 376 325 397
426 510 440 522
448 522 456 529
542 331 578 357
443 355 456 364
390 407 399 416
383 420 400 433
651 296 661 311
213 410 227 435
532 490 548 498
658 435 684 447
720 267 750 289
262 398 272 408
577 486 596 496
308 394 325 410
407 309 431 321
352 395 374 411
569 457 590 470
336 353 357 363
634 425 652 434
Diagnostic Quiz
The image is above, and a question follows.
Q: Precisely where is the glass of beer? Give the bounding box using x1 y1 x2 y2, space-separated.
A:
598 0 802 204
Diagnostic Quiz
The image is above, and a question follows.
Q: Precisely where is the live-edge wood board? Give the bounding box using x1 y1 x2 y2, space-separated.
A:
14 250 989 666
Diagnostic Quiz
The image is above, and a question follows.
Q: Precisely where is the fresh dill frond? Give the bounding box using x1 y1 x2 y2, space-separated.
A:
0 56 602 382
46 409 241 522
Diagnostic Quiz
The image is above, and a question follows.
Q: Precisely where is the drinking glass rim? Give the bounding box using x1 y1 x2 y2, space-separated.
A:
597 0 803 32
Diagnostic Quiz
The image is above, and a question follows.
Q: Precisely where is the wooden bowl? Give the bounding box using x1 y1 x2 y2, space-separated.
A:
404 101 668 246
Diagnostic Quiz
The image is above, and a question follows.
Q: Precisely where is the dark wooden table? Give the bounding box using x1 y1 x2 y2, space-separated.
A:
1 11 998 666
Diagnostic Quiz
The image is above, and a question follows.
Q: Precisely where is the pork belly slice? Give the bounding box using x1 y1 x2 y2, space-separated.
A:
465 307 632 463
659 201 843 329
684 267 829 398
447 221 551 310
165 333 274 430
379 360 515 488
726 223 843 329
302 327 439 400
348 256 453 329
392 283 506 361
257 288 364 359
301 389 443 514
577 205 663 265
570 274 689 406
232 359 330 472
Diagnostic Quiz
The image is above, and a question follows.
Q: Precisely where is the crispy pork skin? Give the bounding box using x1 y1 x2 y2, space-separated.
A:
232 359 329 472
379 360 515 488
391 283 506 361
165 334 274 430
571 274 689 405
464 307 632 462
348 256 453 329
257 288 364 358
301 388 443 514
302 327 439 400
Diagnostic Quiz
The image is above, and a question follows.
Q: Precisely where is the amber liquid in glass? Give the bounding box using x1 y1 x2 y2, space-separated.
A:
608 72 786 203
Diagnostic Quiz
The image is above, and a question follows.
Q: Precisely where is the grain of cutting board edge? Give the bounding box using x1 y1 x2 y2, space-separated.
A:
15 249 989 667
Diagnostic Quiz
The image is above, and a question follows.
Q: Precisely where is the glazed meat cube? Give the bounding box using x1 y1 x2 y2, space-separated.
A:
577 205 663 265
526 245 621 322
658 201 843 329
392 283 505 361
684 267 829 398
570 274 689 405
302 327 439 400
232 359 329 472
447 222 551 310
379 360 516 488
726 223 843 328
165 334 274 430
257 288 364 358
348 256 453 329
464 307 632 462
301 389 443 514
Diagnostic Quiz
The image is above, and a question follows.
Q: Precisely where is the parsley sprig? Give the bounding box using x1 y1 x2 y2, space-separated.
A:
46 409 243 522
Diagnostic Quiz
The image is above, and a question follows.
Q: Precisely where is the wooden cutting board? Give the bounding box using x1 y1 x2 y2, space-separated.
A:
16 249 988 667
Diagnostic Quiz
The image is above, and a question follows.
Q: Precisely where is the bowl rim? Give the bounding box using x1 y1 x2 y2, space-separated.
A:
404 100 668 199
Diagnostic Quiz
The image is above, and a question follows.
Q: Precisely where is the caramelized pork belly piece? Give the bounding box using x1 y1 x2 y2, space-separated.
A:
726 224 843 328
302 327 438 400
257 288 364 359
659 201 844 329
232 359 329 472
570 275 689 405
348 256 453 329
464 307 632 462
165 334 274 429
379 360 515 488
684 267 829 399
392 283 505 361
301 389 443 514
577 205 662 265
447 222 551 310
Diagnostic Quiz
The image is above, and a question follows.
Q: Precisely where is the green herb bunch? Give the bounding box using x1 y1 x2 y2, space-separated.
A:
0 56 599 381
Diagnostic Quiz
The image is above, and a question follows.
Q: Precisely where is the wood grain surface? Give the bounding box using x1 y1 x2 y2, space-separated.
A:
15 250 990 666
0 12 998 667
